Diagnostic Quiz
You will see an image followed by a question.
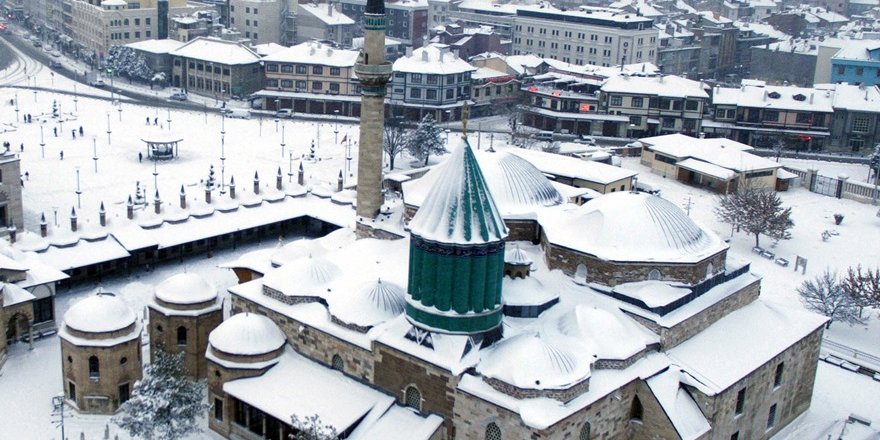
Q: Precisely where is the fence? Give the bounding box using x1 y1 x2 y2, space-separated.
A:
784 166 880 204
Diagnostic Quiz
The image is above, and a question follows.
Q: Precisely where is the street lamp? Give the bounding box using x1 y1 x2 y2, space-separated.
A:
333 109 340 144
39 122 45 158
166 108 172 131
288 152 294 183
14 93 19 122
92 137 98 173
73 85 78 112
106 112 111 144
219 135 226 195
445 129 451 147
75 167 82 209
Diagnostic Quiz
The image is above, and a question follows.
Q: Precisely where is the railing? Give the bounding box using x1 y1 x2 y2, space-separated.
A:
823 338 880 371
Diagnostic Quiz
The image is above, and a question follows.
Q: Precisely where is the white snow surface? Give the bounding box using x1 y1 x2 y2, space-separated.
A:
208 312 286 356
646 368 711 440
601 75 709 99
612 281 692 308
262 41 359 67
641 133 780 173
125 39 186 55
554 303 658 361
713 84 835 113
506 146 638 185
478 331 592 390
170 37 261 65
63 292 137 334
328 278 407 328
1 282 35 306
393 44 476 75
154 272 218 305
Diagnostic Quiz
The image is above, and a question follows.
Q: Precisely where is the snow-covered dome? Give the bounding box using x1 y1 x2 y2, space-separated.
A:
263 254 341 298
209 313 286 356
329 279 406 328
64 292 136 334
155 273 217 305
556 304 655 361
478 332 591 390
502 276 557 307
404 147 563 216
546 192 727 263
505 245 533 266
270 239 327 268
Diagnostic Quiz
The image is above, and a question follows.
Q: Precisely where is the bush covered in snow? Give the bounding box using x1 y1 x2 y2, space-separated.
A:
104 45 156 84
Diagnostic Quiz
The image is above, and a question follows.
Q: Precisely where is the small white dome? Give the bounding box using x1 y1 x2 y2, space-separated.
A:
209 313 286 356
478 332 591 390
329 279 406 328
557 305 652 361
270 238 327 267
155 273 217 305
505 245 532 266
65 292 136 334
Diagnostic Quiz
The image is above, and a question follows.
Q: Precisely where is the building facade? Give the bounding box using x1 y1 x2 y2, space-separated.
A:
601 74 710 137
294 2 357 46
338 0 429 47
830 41 880 86
170 37 262 98
389 43 475 121
228 0 293 45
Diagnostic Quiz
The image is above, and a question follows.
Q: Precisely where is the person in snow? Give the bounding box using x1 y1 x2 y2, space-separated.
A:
59 150 63 160
138 152 143 163
79 126 83 136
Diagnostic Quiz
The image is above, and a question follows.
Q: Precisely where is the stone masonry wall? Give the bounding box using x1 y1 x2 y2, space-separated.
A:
148 307 222 378
689 327 823 440
60 337 142 414
231 295 375 382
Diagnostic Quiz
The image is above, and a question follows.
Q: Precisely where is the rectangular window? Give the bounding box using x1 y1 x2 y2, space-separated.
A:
296 65 307 74
735 388 746 415
629 116 641 126
279 79 292 88
856 67 864 76
312 66 323 75
662 118 675 128
631 97 643 108
330 67 341 76
763 111 780 122
654 153 676 165
329 83 340 93
410 88 421 98
295 80 306 90
427 74 438 84
68 381 76 401
146 18 151 25
119 383 130 404
767 404 777 429
312 81 322 90
610 96 622 106
427 89 437 99
852 117 870 132
685 100 699 111
683 119 696 131
32 297 54 324
280 65 293 73
266 64 279 72
773 363 784 388
134 18 140 26
214 398 224 421
446 89 454 99
146 31 151 38
266 79 279 88
796 113 812 124
412 73 422 83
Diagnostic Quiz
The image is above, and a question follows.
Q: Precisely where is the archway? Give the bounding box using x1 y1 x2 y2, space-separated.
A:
5 312 31 347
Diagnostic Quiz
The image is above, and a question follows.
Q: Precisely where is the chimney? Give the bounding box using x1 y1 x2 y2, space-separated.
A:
180 185 187 209
763 90 768 101
70 207 78 232
253 171 260 195
8 221 16 244
421 50 429 62
276 167 283 190
127 195 134 220
99 202 106 227
337 170 344 192
40 213 47 237
230 176 237 199
298 162 305 185
328 1 333 16
154 189 161 215
205 186 212 204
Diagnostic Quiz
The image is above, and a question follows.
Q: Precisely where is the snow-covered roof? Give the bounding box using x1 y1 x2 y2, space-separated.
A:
252 42 286 57
612 280 692 308
506 147 637 185
404 147 563 217
712 84 835 112
503 54 545 75
555 303 658 360
832 39 880 60
646 369 711 440
602 75 709 99
262 254 341 298
640 134 781 173
456 0 521 14
298 2 356 25
328 278 406 328
348 405 443 440
471 67 510 80
478 332 592 391
393 44 476 75
262 41 359 67
676 158 738 180
505 245 532 266
64 292 136 334
170 37 261 65
502 275 558 306
541 192 728 264
669 300 827 394
154 272 217 305
2 283 35 307
209 312 286 356
408 138 508 244
818 83 880 112
125 39 186 55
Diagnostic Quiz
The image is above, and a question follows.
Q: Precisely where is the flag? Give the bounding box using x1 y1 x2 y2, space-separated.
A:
341 134 347 143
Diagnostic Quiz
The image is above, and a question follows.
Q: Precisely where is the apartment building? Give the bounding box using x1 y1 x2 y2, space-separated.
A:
338 0 428 47
170 37 262 98
601 74 710 136
294 2 357 46
389 43 475 121
511 6 658 67
228 0 294 45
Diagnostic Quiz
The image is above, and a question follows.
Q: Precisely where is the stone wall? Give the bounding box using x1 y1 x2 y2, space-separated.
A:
483 375 590 403
231 295 375 382
148 306 222 378
207 357 277 438
60 337 142 414
542 237 727 287
689 326 823 440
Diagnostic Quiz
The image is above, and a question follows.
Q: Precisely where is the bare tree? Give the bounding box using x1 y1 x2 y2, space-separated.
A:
290 414 338 440
842 265 880 311
715 187 793 247
384 116 409 171
798 270 865 328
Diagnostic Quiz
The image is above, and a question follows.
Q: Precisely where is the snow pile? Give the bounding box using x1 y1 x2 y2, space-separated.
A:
63 291 136 334
263 254 341 298
154 272 217 305
208 313 286 356
612 281 692 308
502 276 557 306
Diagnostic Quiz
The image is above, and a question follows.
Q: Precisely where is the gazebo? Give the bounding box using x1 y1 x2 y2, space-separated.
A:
141 132 183 160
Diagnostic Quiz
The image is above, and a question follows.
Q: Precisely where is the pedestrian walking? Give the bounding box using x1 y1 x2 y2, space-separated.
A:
79 126 83 136
154 117 158 126
59 150 63 160
24 171 29 180
146 117 150 125
72 130 76 139
138 152 142 163
19 143 23 152
53 127 57 137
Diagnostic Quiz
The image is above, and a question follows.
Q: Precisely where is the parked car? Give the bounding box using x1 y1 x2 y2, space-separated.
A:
48 61 63 69
275 109 292 119
32 40 41 48
531 131 554 141
226 109 251 119
89 79 106 88
170 92 188 101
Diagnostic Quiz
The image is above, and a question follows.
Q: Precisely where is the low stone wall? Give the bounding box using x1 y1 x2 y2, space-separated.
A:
483 375 590 403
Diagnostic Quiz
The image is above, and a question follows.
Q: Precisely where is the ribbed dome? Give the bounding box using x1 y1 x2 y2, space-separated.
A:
478 332 591 390
505 245 533 266
329 279 406 328
65 292 136 334
155 273 217 305
547 192 726 263
404 148 563 216
209 313 286 356
270 238 327 267
557 305 652 361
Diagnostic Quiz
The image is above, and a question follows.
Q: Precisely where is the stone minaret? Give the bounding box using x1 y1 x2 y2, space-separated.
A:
354 0 392 221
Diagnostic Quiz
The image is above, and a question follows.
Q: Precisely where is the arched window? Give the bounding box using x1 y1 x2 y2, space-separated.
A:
177 326 187 346
485 422 502 440
629 395 644 421
404 385 422 411
88 356 100 380
579 422 591 440
706 262 714 278
331 354 344 371
648 269 661 281
575 264 588 284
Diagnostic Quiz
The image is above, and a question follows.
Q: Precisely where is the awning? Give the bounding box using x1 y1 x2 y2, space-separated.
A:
676 158 737 180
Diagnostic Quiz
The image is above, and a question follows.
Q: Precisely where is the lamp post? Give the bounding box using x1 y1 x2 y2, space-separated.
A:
152 157 159 191
40 122 45 158
106 112 111 144
288 152 294 183
75 167 82 209
220 135 226 195
445 129 451 147
50 71 54 88
92 137 98 173
203 102 208 124
14 93 19 122
52 206 58 227
73 85 78 112
166 108 171 131
280 124 286 158
333 109 340 144
117 105 122 122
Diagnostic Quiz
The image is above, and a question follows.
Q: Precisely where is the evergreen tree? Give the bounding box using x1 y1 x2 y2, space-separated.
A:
870 143 880 184
113 348 210 440
798 269 865 328
290 414 338 440
406 114 446 167
715 187 793 247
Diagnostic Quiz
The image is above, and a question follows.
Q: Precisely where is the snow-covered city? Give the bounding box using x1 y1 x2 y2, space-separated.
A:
0 0 879 439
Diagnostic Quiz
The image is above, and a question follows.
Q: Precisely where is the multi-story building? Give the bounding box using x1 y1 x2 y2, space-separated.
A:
389 43 475 121
228 0 294 45
23 0 64 40
170 12 215 42
126 39 186 79
426 0 449 29
657 12 740 80
470 67 519 116
601 74 710 137
294 2 357 46
256 41 361 116
63 0 208 63
430 23 510 59
447 0 518 42
824 83 880 153
338 0 428 47
830 40 880 86
511 6 658 67
170 37 263 98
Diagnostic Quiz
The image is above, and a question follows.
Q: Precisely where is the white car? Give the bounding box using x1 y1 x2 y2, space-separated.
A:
89 79 106 88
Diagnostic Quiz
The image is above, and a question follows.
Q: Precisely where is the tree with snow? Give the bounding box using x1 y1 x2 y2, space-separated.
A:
406 114 446 167
798 270 865 328
105 45 156 83
714 187 793 247
842 265 880 312
383 115 409 170
113 348 210 440
870 143 880 185
290 414 338 440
